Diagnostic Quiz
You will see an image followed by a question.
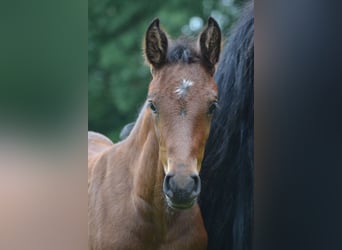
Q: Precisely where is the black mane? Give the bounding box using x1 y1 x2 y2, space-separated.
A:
199 2 254 250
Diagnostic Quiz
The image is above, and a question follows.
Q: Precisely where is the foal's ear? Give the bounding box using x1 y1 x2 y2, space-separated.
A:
144 18 168 71
199 17 221 75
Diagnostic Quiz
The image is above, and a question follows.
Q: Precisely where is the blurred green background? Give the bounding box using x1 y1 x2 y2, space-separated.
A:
89 0 247 141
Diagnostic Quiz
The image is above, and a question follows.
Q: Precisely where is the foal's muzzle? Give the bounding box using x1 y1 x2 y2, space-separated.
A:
163 174 201 210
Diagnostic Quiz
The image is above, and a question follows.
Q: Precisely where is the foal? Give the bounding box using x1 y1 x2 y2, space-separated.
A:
88 18 221 250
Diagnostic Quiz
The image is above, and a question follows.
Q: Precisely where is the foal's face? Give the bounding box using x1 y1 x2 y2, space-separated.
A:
144 17 221 209
148 64 218 209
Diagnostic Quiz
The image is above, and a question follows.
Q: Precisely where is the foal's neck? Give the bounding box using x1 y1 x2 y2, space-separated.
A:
126 103 166 212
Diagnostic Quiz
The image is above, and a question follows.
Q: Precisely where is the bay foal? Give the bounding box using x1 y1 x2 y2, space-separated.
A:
88 18 221 250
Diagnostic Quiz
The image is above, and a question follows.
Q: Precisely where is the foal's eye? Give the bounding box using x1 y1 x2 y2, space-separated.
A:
208 102 218 115
148 101 158 114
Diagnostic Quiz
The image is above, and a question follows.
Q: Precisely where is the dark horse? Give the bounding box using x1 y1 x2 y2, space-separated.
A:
119 2 254 249
199 2 254 250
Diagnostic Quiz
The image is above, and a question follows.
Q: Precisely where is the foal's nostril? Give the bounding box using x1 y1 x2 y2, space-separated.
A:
191 175 201 196
163 174 174 198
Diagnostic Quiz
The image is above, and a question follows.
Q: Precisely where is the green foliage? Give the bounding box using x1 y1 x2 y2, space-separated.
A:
89 0 247 141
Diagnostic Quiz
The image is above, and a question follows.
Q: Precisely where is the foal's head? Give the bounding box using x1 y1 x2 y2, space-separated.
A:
144 18 221 210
